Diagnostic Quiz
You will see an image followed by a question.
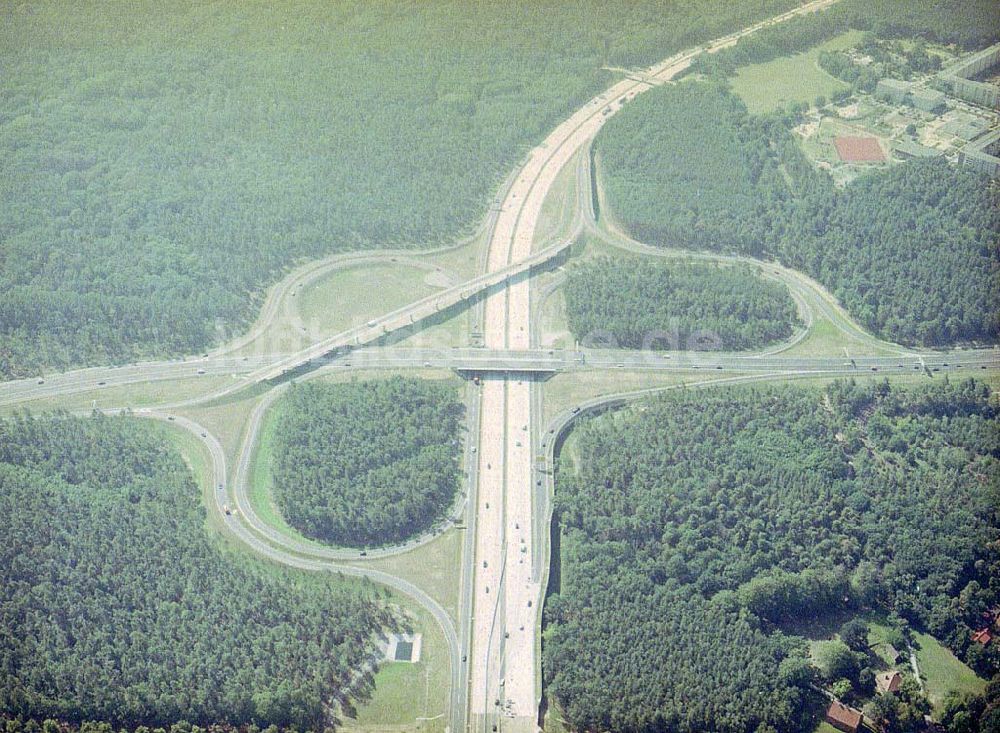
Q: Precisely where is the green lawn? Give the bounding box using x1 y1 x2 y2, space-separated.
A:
391 307 469 350
246 395 310 546
0 374 234 415
813 722 842 733
913 630 986 710
538 283 572 351
343 601 450 733
779 312 905 358
533 146 584 252
352 529 464 623
730 31 863 114
864 618 986 714
231 260 449 358
297 263 444 338
542 369 701 425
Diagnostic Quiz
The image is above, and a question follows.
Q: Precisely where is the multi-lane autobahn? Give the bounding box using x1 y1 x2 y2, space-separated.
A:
3 1 997 731
4 345 997 408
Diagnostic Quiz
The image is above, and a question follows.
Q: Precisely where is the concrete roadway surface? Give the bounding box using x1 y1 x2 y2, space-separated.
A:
0 353 277 408
332 346 1000 375
460 1 871 730
3 346 999 410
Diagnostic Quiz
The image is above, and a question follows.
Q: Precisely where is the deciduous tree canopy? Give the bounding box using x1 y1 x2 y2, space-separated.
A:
0 0 802 378
688 0 999 78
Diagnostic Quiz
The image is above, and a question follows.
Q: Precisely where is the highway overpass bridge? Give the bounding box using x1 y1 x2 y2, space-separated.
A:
252 238 572 384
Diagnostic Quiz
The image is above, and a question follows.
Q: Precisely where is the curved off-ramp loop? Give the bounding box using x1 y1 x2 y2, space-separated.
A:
124 408 464 732
283 255 461 339
590 220 905 356
583 145 914 358
209 200 504 361
227 379 476 563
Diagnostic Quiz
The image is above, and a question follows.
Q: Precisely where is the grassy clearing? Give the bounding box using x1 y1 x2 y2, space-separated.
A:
538 287 572 351
392 309 469 350
801 112 891 174
177 396 259 469
779 314 904 358
424 229 487 282
542 369 702 425
349 529 464 623
912 630 986 710
297 264 443 335
343 599 450 733
866 619 986 713
0 375 234 415
730 31 863 113
232 260 452 358
247 395 305 542
813 722 842 733
533 147 583 252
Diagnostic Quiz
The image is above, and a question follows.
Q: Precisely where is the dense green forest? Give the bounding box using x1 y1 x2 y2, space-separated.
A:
271 378 463 547
0 412 390 729
0 0 803 379
563 257 798 350
544 379 999 733
596 82 1000 347
688 0 1000 78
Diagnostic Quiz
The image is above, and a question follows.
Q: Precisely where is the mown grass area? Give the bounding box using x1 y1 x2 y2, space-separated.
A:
392 308 469 350
349 528 464 624
0 374 234 416
235 260 451 357
538 285 573 351
533 147 584 252
343 601 450 733
247 395 304 542
913 630 986 710
296 263 445 340
798 110 889 169
867 618 985 714
542 369 702 425
813 722 842 733
730 31 863 113
779 312 905 358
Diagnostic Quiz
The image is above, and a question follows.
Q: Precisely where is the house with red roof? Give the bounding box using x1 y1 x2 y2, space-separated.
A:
972 627 993 645
826 700 864 733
